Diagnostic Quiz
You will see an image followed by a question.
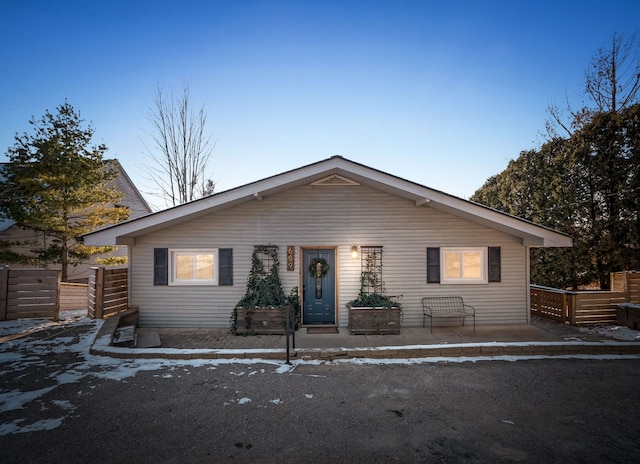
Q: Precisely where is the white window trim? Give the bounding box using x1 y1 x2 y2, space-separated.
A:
441 247 488 284
169 248 219 286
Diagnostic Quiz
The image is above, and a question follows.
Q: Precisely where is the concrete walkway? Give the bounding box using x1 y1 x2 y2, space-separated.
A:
90 315 640 360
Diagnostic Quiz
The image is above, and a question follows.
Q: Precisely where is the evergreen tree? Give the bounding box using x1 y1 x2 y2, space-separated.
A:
473 34 640 289
472 105 640 289
0 102 130 280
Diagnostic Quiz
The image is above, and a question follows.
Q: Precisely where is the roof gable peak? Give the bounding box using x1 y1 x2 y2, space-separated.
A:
310 174 360 186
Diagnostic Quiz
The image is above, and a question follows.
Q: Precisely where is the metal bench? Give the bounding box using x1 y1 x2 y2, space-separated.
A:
421 296 476 333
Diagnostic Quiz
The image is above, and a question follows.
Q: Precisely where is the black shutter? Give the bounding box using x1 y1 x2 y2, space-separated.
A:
488 247 501 282
218 248 233 286
154 248 168 286
426 247 440 283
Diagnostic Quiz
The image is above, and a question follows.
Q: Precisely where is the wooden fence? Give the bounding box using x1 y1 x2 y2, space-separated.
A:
60 282 89 311
0 267 61 321
88 267 128 319
531 271 640 325
610 271 640 304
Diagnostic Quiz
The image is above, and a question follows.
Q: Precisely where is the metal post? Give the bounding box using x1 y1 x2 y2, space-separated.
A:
292 311 296 350
285 303 292 365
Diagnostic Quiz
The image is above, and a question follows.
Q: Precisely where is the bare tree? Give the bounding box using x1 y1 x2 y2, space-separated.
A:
546 32 640 138
144 84 215 207
586 32 640 113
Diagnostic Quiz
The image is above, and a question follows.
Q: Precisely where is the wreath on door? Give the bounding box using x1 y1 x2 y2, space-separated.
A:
309 257 330 279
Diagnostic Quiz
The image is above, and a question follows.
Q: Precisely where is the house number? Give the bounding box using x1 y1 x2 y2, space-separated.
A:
287 246 294 271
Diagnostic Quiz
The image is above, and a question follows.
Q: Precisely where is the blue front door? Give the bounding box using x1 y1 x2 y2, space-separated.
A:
302 248 336 325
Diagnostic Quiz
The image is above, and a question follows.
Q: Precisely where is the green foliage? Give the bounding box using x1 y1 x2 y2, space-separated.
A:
0 102 130 280
472 104 640 289
348 290 401 309
95 255 128 266
308 257 329 278
286 286 302 326
231 246 298 334
0 240 39 265
348 247 401 309
236 245 286 308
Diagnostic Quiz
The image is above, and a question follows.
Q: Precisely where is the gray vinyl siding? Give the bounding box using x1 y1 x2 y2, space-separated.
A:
131 184 528 328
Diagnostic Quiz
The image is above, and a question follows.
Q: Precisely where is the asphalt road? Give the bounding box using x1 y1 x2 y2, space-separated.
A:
1 324 640 463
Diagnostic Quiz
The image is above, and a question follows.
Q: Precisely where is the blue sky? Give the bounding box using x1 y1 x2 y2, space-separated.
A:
1 0 638 210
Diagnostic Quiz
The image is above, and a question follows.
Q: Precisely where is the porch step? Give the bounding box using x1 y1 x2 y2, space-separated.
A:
136 330 162 348
306 325 339 334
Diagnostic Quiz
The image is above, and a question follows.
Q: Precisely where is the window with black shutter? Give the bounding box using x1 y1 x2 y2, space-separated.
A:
154 248 168 286
218 248 233 286
426 247 440 283
488 247 501 282
154 247 233 286
426 246 501 284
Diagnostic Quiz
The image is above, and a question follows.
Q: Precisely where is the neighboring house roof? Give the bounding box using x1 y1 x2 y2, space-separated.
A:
0 160 152 231
106 159 153 216
81 156 573 248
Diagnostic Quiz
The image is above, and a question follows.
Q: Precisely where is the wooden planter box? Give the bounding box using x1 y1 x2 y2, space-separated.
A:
234 307 289 335
348 307 401 335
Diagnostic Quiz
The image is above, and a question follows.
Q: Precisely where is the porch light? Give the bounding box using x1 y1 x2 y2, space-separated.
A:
351 245 358 259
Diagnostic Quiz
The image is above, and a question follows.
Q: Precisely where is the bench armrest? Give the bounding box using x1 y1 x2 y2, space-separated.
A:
421 299 435 315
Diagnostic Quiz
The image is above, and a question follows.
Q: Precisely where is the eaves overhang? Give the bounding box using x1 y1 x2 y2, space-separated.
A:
80 156 573 248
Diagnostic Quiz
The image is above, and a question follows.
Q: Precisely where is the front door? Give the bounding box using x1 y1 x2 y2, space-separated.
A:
302 248 336 325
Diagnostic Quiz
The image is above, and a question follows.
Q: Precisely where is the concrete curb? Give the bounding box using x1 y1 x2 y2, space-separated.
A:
89 312 640 361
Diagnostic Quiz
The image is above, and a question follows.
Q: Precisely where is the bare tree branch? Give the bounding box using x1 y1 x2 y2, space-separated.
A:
546 32 640 139
143 83 216 208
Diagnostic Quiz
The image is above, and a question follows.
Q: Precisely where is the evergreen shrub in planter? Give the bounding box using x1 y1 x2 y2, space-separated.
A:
347 246 401 335
231 245 300 335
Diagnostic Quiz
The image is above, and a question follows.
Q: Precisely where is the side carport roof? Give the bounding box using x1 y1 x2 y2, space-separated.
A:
80 156 573 248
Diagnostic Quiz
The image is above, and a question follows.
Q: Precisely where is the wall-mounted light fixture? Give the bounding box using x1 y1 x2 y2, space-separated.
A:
351 245 359 259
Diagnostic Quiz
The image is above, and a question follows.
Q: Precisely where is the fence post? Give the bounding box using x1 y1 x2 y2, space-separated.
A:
567 293 577 325
95 266 105 319
88 268 95 318
624 271 631 303
0 266 8 321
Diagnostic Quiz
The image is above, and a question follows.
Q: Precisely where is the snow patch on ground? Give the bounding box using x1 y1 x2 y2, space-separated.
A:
578 324 640 341
1 311 639 436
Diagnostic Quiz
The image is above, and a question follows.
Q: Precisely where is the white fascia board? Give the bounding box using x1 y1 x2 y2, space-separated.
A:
82 158 346 246
338 161 572 247
82 191 252 246
427 199 572 247
81 156 572 248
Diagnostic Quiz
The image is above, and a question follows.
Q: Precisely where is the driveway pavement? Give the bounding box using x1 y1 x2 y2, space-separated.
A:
2 313 640 463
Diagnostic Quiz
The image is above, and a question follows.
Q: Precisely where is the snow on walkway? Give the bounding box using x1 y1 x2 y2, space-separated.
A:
1 311 639 436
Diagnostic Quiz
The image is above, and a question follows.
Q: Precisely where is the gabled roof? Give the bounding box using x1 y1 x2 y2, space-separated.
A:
80 156 573 248
0 160 151 232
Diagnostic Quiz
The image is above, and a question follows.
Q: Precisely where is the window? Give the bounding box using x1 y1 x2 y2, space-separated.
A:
441 248 487 284
170 249 218 285
427 247 501 284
